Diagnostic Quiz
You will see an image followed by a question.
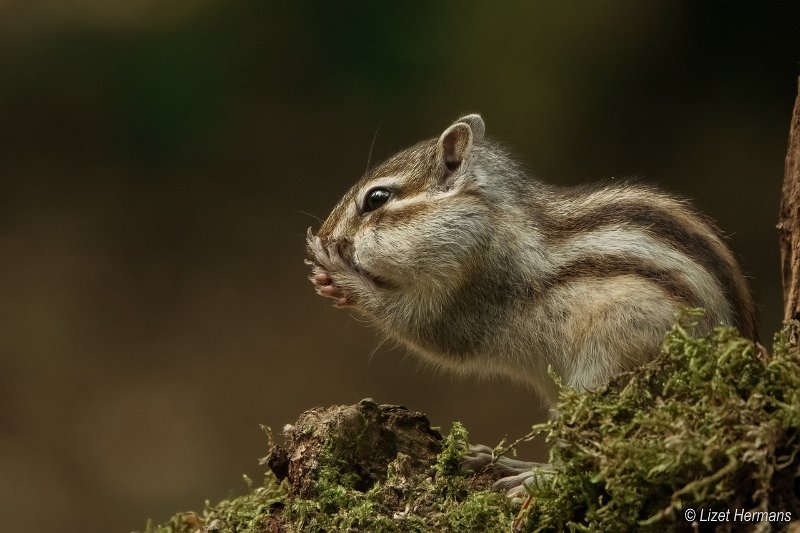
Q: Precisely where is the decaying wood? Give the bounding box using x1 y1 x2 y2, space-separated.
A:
266 399 443 498
778 77 800 321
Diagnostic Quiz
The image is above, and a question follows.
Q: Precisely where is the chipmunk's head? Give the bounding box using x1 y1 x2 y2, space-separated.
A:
306 114 497 312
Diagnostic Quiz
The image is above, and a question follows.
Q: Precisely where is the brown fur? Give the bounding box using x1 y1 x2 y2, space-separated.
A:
307 113 758 408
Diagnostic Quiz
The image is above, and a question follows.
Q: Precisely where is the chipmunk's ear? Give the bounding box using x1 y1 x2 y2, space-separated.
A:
437 114 484 176
455 114 485 141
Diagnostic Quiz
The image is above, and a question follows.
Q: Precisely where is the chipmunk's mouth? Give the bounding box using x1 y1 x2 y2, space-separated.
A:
305 229 393 290
350 263 392 289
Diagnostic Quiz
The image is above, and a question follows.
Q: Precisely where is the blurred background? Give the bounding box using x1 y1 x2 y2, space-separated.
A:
0 1 797 531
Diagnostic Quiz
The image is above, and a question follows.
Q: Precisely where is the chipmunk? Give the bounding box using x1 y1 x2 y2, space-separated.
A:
305 114 757 409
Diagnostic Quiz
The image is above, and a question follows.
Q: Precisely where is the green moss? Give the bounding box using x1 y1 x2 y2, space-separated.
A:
446 490 516 532
434 421 470 498
522 315 800 532
283 444 395 532
143 471 285 533
284 422 515 532
143 314 799 533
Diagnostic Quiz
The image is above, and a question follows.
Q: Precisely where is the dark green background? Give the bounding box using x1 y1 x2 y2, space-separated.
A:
0 2 797 531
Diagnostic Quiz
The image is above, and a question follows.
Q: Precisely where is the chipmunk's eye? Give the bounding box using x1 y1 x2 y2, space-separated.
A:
363 187 392 213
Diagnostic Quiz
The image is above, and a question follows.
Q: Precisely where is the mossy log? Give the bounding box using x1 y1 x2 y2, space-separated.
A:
143 320 800 532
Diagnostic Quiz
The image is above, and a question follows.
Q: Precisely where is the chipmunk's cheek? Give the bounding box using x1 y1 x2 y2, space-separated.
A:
352 254 395 288
358 236 422 280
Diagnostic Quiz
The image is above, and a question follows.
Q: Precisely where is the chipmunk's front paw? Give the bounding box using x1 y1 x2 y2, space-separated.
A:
306 228 356 308
308 269 353 308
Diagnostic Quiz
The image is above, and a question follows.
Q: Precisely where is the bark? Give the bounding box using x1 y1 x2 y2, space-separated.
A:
778 77 800 321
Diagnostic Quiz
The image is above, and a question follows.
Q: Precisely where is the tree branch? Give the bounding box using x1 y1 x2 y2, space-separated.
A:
778 77 800 321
